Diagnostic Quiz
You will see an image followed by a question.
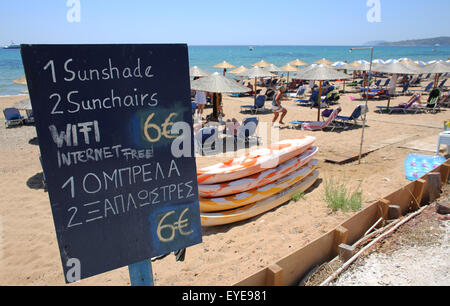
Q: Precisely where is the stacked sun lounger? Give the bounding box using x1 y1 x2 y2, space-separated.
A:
197 137 319 227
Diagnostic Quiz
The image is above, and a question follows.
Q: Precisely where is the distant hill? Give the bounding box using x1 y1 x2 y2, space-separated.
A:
364 40 388 46
377 37 450 46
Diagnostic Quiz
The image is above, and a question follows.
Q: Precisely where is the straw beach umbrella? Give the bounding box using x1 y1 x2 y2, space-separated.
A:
414 60 427 66
213 61 236 76
229 65 248 83
314 58 333 65
264 63 283 73
372 59 385 64
292 65 350 121
13 76 27 85
371 62 422 74
252 60 271 68
190 72 251 93
191 72 250 121
288 59 308 67
371 62 422 107
239 66 275 100
229 65 248 75
420 61 450 88
13 98 32 110
331 62 352 92
263 64 284 86
281 64 298 83
331 61 348 69
190 66 210 78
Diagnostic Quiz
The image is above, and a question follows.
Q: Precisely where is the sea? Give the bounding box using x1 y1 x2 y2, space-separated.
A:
1 45 449 96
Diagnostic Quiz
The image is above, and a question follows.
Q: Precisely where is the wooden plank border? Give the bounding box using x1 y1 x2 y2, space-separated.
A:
233 159 450 286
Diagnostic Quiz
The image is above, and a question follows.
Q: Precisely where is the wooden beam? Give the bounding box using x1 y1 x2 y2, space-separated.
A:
333 226 348 255
338 244 355 262
426 172 442 204
388 205 402 220
412 179 426 210
440 164 450 185
266 264 283 286
378 199 390 219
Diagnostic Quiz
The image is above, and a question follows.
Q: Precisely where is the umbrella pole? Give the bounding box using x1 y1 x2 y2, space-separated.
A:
343 69 347 93
254 77 257 101
434 73 439 89
358 47 373 165
317 81 323 122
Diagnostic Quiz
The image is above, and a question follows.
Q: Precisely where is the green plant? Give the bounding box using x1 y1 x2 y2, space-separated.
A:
323 177 363 212
291 191 306 202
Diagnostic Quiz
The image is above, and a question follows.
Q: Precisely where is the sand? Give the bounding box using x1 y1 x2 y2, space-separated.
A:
0 79 448 286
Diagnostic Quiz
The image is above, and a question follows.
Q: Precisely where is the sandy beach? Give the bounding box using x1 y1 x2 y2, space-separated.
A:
0 79 449 286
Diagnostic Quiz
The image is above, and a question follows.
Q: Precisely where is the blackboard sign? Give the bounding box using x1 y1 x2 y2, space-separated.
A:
21 44 202 282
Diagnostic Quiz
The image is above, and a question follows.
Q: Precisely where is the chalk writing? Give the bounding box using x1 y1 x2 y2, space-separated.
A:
157 208 193 243
144 112 179 143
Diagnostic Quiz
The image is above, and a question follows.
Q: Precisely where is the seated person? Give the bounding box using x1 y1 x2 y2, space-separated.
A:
226 118 241 136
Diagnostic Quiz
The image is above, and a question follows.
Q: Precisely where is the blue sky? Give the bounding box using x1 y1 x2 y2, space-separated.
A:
1 0 449 46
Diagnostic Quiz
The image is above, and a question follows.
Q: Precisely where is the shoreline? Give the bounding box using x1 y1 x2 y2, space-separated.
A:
0 94 28 98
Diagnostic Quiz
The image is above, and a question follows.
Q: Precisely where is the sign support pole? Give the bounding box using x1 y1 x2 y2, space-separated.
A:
128 259 154 286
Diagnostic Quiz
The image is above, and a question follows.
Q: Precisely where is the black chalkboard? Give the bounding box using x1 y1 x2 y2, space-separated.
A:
21 44 202 283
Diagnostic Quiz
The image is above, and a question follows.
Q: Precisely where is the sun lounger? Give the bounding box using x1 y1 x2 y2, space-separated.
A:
3 108 24 128
296 90 327 107
438 79 447 90
240 95 267 114
426 89 441 113
411 81 434 94
289 86 306 98
382 78 391 88
226 117 260 145
376 94 423 114
195 126 219 155
290 107 342 132
25 109 35 124
410 76 421 86
323 104 368 127
361 88 388 99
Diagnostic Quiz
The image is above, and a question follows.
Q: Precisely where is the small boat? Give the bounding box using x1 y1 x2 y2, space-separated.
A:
249 46 254 51
3 42 20 49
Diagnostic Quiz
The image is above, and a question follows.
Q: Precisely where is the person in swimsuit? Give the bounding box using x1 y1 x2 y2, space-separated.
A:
272 85 288 125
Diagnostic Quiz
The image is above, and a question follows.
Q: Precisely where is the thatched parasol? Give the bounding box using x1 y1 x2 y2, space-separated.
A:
288 59 308 67
239 66 275 100
190 66 210 78
252 60 271 68
213 61 236 76
292 65 350 121
13 76 27 85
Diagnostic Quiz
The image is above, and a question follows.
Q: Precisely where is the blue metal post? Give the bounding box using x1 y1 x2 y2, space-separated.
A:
128 260 154 286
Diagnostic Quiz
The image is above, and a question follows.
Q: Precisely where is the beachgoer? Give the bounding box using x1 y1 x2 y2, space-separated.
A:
389 74 398 96
195 89 207 118
272 86 288 125
309 80 315 92
226 118 241 136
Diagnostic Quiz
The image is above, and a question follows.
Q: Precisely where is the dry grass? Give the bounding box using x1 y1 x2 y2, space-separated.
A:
303 259 343 286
